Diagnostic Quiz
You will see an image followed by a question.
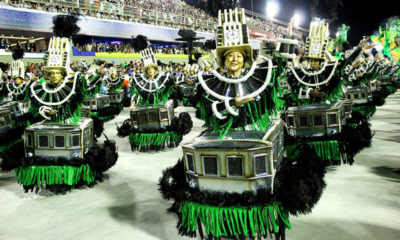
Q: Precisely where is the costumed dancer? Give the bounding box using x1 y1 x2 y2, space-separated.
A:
0 49 41 170
330 24 351 60
179 63 200 106
159 8 326 240
342 40 382 116
6 47 30 103
102 65 125 119
84 63 124 122
369 17 400 96
117 35 193 151
282 18 372 165
82 62 123 137
1 14 118 193
0 63 9 103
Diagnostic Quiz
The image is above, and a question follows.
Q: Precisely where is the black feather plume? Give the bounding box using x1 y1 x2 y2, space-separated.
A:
117 119 133 138
52 14 80 38
171 112 193 135
131 35 149 52
203 39 216 50
12 47 24 60
275 143 326 215
0 62 9 72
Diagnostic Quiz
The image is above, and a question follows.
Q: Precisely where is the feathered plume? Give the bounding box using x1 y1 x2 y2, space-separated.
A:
131 35 149 52
203 39 216 50
12 46 24 60
52 14 80 38
0 62 9 72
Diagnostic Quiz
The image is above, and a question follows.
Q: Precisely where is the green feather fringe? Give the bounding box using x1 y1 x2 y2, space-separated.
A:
286 140 347 163
182 97 189 106
130 83 173 106
385 85 397 94
353 105 377 117
16 164 98 187
179 201 291 238
129 131 180 147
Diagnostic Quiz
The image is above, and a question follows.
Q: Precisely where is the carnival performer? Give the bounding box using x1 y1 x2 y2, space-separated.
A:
117 35 192 151
281 18 372 165
0 62 9 103
159 8 326 240
1 14 118 193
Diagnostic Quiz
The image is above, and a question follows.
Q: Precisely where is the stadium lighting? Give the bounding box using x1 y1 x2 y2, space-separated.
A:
266 0 279 19
292 12 303 27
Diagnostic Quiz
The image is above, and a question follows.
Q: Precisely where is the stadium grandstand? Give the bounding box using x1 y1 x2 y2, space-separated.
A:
0 0 307 63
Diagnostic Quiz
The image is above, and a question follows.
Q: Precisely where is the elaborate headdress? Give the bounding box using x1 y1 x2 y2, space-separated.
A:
215 8 253 68
43 14 80 76
132 35 158 73
8 47 25 80
140 48 158 71
304 18 330 61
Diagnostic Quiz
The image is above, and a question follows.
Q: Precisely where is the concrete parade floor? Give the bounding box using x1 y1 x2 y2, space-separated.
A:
1 92 400 240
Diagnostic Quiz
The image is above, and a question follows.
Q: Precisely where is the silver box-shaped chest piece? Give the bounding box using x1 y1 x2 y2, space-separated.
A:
84 95 110 111
368 80 381 92
0 101 23 119
0 107 12 134
391 73 400 83
285 101 346 138
341 99 353 119
182 119 285 194
343 85 372 105
180 84 197 97
24 118 94 159
108 89 124 104
130 100 174 130
377 75 392 86
81 105 91 118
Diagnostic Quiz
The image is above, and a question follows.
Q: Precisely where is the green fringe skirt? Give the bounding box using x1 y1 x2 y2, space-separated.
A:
16 164 99 191
179 201 291 238
129 131 182 151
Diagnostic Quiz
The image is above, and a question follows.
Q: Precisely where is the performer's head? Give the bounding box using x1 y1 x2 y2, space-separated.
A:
111 72 118 79
14 77 23 85
146 66 156 79
46 69 64 87
223 48 245 77
309 59 321 71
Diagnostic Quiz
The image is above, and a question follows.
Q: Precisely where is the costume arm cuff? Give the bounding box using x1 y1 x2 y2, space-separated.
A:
225 98 239 116
212 101 227 120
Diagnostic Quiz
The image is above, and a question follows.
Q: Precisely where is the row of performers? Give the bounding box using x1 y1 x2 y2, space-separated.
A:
151 10 399 240
0 9 399 240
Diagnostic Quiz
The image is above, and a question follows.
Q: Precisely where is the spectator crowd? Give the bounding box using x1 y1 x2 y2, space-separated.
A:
75 41 188 54
1 0 307 53
247 16 305 40
2 0 215 32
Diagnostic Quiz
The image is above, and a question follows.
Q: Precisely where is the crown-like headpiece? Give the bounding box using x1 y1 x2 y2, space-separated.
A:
140 48 158 69
43 37 73 76
216 8 253 67
8 60 25 80
305 18 329 60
